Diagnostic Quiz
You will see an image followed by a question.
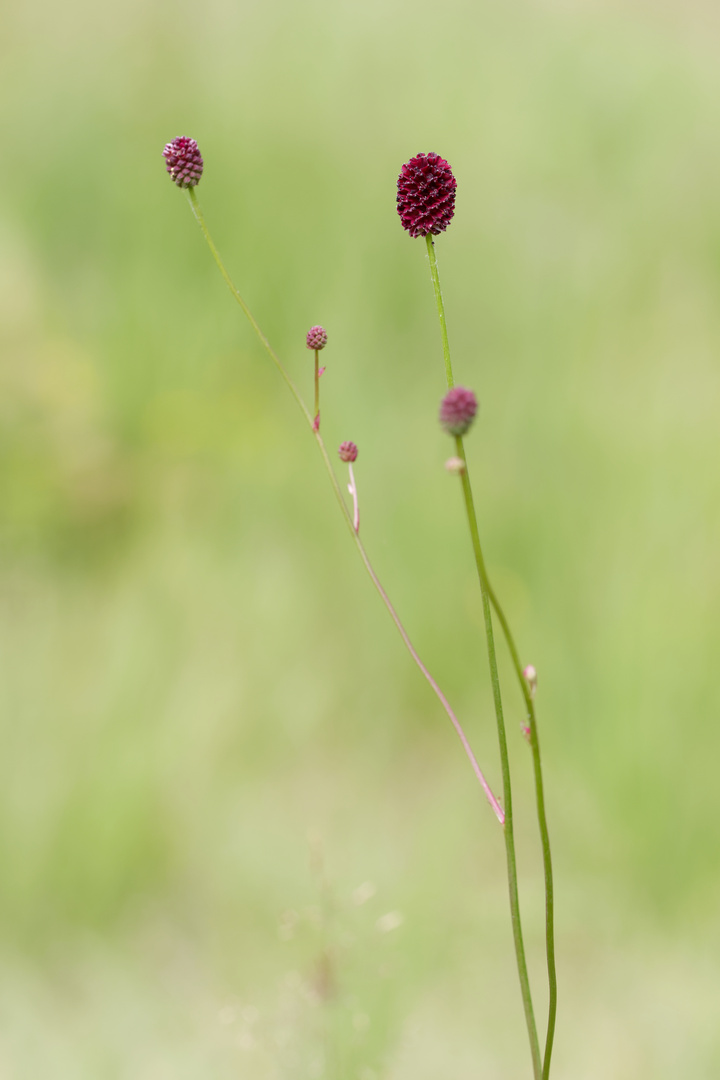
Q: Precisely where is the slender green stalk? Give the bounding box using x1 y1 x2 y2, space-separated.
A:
426 233 555 1079
425 235 454 388
486 583 557 1079
186 189 314 427
182 188 505 825
454 436 541 1080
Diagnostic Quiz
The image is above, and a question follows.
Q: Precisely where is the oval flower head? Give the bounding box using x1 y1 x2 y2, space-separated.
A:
163 136 204 188
439 386 478 436
397 153 456 238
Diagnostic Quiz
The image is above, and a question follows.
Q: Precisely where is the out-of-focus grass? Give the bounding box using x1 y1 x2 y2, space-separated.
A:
1 0 720 1075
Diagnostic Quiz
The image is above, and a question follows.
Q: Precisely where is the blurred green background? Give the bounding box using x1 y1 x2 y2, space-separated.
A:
2 0 720 1075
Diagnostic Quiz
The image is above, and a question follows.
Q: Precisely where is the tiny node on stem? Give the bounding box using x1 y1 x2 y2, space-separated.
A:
523 664 538 700
445 456 465 475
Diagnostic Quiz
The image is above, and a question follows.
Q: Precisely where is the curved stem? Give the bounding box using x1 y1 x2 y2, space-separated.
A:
352 522 504 824
486 585 557 1079
182 188 504 825
454 438 541 1080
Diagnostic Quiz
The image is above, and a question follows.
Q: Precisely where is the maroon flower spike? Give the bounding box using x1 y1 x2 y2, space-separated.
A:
439 387 478 436
163 137 204 188
397 153 457 238
338 441 358 463
306 325 328 350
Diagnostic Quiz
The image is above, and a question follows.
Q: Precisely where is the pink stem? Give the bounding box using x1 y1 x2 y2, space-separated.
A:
182 193 500 818
347 463 360 533
353 532 504 825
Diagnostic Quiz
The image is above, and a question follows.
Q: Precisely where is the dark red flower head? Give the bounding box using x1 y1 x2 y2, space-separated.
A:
306 325 328 350
163 137 204 188
338 441 358 463
439 387 478 436
397 153 456 238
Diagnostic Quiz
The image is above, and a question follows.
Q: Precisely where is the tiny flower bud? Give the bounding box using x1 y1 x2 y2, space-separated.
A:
397 153 457 238
338 441 358 463
444 456 465 474
163 136 204 188
521 724 532 743
439 387 478 436
523 664 538 699
306 326 328 350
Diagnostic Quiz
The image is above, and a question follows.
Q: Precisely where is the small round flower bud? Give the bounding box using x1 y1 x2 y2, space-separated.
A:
338 441 358 463
306 326 328 350
439 387 478 436
444 456 466 475
163 136 204 188
397 153 457 238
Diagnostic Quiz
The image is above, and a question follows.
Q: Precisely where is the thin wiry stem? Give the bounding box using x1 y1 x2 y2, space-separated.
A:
182 188 504 825
485 585 557 1079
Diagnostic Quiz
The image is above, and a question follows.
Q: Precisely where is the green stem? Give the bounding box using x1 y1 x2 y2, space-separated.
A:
425 235 454 388
486 583 557 1079
182 187 505 824
455 439 542 1080
186 190 312 425
426 232 556 1078
427 235 556 1078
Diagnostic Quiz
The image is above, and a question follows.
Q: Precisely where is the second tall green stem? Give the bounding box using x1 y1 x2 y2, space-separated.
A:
426 234 546 1080
455 437 541 1080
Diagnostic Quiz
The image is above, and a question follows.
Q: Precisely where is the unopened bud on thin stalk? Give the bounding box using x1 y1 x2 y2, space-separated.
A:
306 326 327 427
397 153 457 238
339 443 360 531
306 326 328 351
163 136 204 188
439 387 478 437
338 441 358 463
523 664 538 700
